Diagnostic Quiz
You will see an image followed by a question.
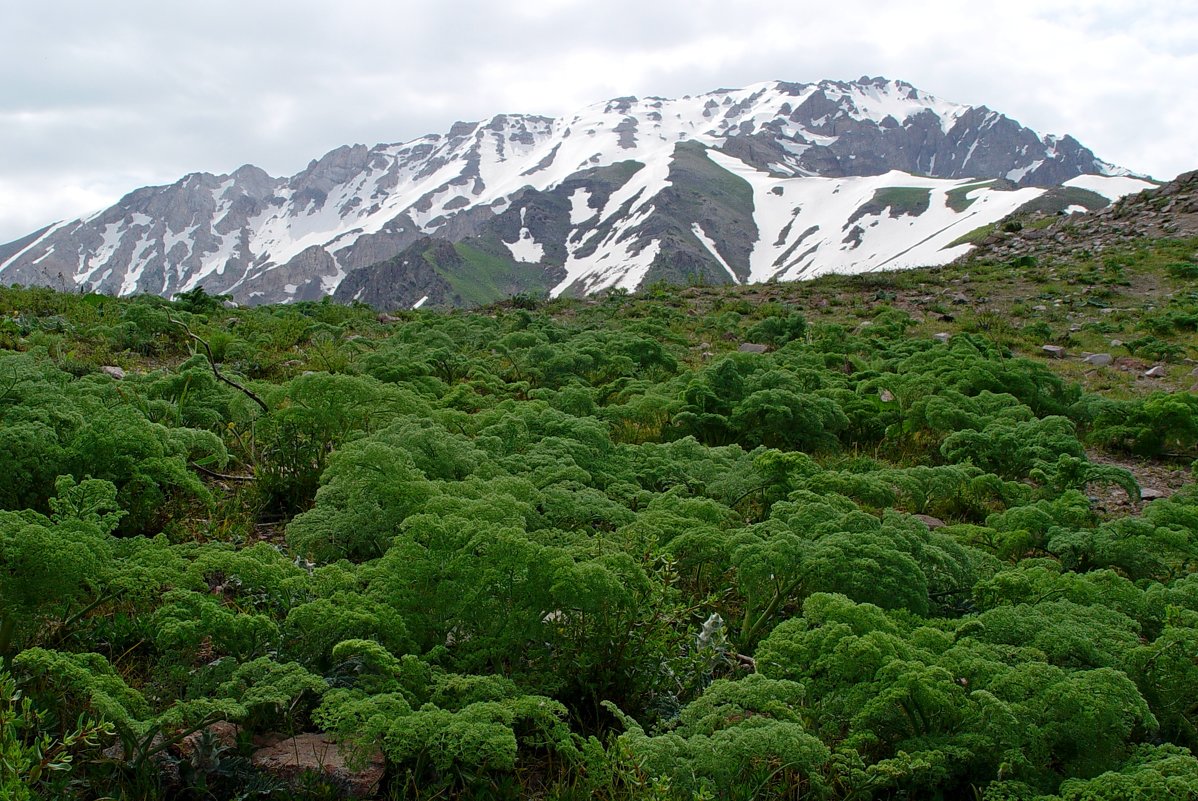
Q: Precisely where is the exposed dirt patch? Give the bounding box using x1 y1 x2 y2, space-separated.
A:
1085 448 1193 518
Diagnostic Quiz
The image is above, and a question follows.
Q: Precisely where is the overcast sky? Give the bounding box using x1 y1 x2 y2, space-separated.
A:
1 0 1195 243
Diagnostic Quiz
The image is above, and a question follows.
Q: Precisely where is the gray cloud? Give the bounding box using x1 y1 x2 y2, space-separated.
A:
1 0 1195 242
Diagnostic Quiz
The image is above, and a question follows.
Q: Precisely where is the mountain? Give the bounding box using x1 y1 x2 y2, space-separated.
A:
0 76 1158 307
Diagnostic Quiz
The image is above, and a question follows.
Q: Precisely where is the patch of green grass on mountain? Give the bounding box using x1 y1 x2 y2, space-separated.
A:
674 141 754 207
847 186 932 225
946 180 997 212
1015 186 1110 216
435 241 548 306
946 222 997 248
637 140 758 288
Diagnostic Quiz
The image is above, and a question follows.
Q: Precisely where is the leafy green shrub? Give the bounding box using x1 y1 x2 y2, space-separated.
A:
1084 392 1198 457
1125 335 1184 362
745 312 807 347
1165 262 1198 279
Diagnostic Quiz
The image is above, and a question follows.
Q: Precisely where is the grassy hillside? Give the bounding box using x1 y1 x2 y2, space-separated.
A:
1 233 1197 800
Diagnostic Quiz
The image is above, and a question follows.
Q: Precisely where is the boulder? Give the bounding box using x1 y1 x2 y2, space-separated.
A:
177 721 241 759
1083 353 1112 366
933 332 951 343
100 365 125 380
738 343 768 354
252 734 384 799
1145 365 1167 378
1042 345 1066 359
1140 487 1168 501
913 514 946 529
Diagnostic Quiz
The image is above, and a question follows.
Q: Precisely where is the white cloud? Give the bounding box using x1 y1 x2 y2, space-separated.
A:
0 0 1194 242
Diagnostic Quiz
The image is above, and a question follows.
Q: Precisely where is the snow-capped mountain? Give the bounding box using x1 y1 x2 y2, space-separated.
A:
0 77 1156 306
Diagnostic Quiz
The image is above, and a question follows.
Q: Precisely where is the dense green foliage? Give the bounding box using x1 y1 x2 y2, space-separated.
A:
1 238 1197 799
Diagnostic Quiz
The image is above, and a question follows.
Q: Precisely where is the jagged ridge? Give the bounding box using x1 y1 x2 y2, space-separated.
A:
0 76 1155 306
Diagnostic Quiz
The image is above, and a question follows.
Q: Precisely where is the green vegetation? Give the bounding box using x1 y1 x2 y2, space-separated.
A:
439 242 548 307
1 236 1197 799
946 186 1109 249
849 187 932 225
945 180 997 213
1014 186 1110 216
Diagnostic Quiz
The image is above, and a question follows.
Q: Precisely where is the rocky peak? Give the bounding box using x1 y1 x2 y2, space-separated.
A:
290 144 371 196
0 77 1155 305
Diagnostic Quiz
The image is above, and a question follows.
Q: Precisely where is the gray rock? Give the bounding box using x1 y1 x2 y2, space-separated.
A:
100 365 125 380
178 721 241 759
1083 353 1112 366
1110 339 1123 347
1042 345 1066 358
879 388 895 402
913 514 946 529
933 332 951 343
1145 365 1167 378
252 734 384 799
738 343 768 353
1140 487 1168 501
222 299 239 309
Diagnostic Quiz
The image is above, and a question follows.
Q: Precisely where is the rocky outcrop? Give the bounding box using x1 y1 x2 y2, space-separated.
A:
251 733 384 799
332 237 458 309
961 170 1198 266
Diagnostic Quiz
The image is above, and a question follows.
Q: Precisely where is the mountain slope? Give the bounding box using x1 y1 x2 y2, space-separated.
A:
0 76 1156 306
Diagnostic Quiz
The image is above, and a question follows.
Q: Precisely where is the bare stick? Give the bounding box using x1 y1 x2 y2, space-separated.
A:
168 315 268 413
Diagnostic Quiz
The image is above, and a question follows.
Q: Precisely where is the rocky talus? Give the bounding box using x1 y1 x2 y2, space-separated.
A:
961 170 1198 265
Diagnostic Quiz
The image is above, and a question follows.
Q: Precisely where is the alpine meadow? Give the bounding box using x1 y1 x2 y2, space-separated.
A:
3 164 1198 799
3 31 1198 798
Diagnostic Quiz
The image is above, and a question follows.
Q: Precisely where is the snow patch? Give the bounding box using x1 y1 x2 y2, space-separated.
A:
412 295 429 309
0 219 72 273
1005 161 1043 183
1063 174 1157 201
707 151 1046 282
505 228 544 263
553 203 661 297
568 187 594 224
690 223 740 284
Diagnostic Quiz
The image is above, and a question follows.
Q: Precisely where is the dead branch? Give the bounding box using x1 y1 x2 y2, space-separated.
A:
168 315 268 413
